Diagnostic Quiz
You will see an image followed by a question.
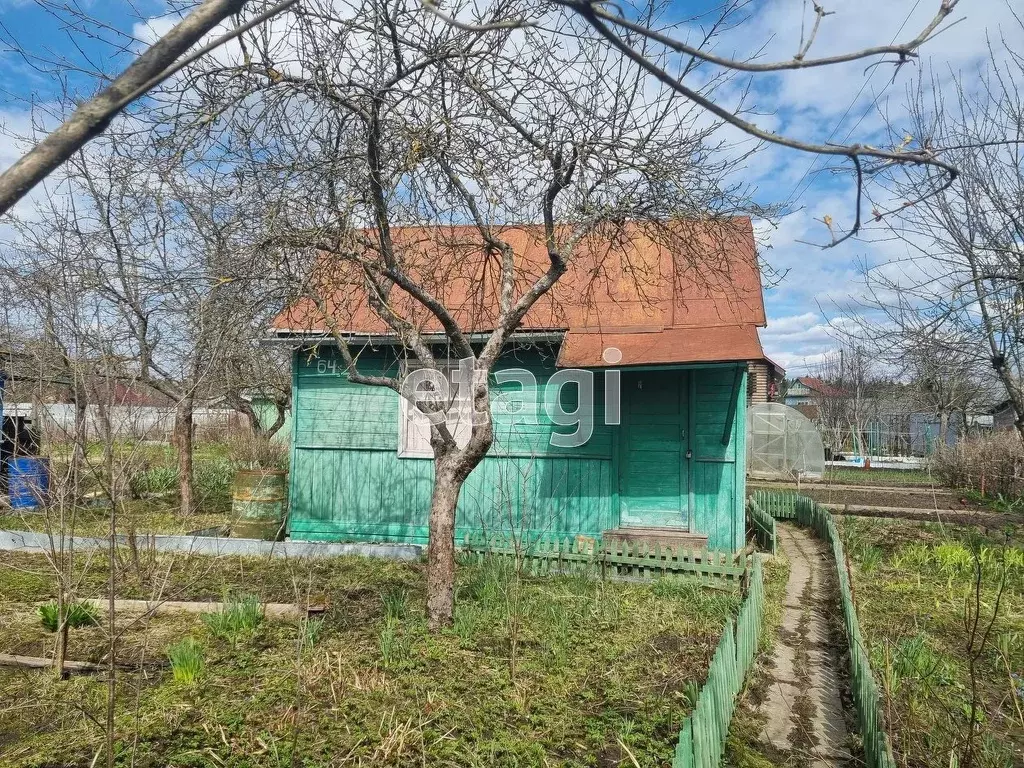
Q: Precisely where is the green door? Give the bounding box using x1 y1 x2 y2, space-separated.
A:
619 371 689 527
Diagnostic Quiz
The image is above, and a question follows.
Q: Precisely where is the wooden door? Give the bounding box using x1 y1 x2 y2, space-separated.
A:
618 371 689 528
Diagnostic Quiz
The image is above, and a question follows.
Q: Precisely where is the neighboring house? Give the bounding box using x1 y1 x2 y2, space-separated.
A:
269 221 769 552
747 356 785 405
783 376 844 409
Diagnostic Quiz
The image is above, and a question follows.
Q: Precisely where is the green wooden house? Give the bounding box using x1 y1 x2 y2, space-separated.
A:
270 221 769 552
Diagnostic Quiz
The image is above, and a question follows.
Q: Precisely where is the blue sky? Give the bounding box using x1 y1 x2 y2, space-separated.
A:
1 0 1020 374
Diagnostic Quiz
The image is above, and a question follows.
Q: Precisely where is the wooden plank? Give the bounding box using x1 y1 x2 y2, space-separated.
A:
0 653 103 674
77 598 315 619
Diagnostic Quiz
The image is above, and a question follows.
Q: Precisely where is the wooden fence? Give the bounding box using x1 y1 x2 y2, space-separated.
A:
460 533 747 586
750 489 799 519
760 491 898 768
747 498 777 555
672 555 765 768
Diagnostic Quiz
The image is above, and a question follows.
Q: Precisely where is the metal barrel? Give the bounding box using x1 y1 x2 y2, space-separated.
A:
8 456 50 509
230 469 287 540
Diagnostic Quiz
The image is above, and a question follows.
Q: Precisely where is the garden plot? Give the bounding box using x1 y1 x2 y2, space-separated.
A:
838 516 1024 768
801 486 989 513
0 549 741 767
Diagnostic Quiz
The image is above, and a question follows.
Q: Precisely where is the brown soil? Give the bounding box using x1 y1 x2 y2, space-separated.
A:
799 486 983 511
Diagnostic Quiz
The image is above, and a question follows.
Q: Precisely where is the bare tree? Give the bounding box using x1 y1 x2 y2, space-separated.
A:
0 0 972 236
4 133 271 514
218 345 292 439
0 0 301 215
812 344 882 456
425 0 968 246
152 0 764 626
862 20 1024 442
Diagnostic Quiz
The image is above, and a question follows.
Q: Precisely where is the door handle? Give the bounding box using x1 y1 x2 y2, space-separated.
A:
685 449 692 460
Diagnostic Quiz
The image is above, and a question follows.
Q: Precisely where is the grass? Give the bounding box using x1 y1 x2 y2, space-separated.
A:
0 548 742 767
0 500 233 539
0 439 284 538
201 593 265 646
838 516 1024 768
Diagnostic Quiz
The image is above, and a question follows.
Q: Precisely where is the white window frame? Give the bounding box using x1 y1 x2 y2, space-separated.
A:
397 362 473 458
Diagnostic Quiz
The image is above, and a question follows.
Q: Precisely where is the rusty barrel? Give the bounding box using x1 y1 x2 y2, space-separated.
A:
231 469 287 540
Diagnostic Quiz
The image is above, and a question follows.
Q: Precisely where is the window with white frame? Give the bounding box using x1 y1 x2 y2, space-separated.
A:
397 363 473 458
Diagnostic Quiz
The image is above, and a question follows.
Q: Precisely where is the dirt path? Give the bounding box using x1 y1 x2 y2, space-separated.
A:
760 524 852 766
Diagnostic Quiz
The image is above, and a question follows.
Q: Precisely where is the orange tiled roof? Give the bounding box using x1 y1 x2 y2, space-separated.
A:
272 218 767 366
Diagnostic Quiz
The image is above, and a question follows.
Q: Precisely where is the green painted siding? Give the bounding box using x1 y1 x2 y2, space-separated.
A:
289 345 615 543
287 345 747 551
691 367 746 550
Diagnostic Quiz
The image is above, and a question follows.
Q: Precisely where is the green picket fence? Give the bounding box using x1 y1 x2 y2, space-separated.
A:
758 491 897 768
461 533 748 586
672 555 765 768
751 489 799 519
746 497 777 554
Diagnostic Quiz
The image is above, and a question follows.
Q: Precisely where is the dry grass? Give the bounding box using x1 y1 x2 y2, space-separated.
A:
0 549 741 767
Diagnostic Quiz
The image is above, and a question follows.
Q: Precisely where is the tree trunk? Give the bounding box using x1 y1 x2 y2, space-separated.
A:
266 401 288 439
174 397 196 515
425 457 463 629
425 375 493 629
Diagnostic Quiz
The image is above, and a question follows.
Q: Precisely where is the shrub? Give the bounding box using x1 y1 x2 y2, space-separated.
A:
933 432 1024 497
38 601 99 632
167 638 205 684
225 432 289 471
202 593 265 645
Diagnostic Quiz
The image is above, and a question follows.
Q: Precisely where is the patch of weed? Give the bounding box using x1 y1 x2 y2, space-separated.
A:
202 593 264 646
37 600 99 632
167 637 205 684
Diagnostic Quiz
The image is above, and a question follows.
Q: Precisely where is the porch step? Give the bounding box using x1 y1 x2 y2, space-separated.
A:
603 527 709 551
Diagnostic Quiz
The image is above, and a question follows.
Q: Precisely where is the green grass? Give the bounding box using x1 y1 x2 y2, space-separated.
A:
0 549 742 767
839 517 1024 768
201 593 265 646
0 500 232 539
